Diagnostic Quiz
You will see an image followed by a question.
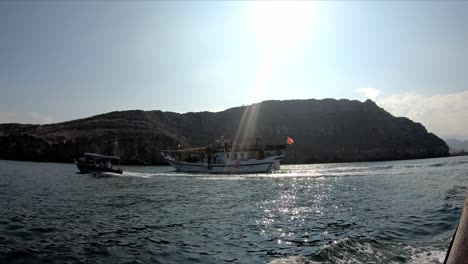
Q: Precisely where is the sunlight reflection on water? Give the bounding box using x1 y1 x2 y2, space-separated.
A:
1 157 467 263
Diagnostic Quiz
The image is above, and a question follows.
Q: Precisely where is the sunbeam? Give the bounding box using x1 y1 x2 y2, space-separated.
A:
233 2 318 144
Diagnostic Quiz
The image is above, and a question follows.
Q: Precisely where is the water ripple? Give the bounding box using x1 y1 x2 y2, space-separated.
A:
0 156 467 263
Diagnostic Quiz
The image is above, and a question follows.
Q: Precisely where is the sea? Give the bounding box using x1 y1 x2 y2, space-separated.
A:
1 156 468 264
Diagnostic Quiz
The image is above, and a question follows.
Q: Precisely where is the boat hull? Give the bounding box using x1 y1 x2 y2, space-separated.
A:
162 152 282 174
75 163 123 174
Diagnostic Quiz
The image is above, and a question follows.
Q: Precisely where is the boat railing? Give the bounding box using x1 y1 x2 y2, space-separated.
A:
444 195 468 264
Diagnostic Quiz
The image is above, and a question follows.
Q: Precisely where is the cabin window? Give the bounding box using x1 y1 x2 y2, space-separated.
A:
233 153 237 159
241 153 244 159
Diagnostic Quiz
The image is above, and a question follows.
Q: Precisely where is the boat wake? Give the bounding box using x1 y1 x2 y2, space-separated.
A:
266 238 447 264
119 171 208 178
106 156 468 180
408 247 446 264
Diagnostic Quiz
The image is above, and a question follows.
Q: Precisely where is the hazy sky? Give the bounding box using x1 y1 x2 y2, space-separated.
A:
1 1 467 139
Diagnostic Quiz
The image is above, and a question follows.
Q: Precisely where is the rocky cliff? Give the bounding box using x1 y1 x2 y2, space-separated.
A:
0 99 449 164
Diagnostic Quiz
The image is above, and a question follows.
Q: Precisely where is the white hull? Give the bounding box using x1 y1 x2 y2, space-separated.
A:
161 152 283 174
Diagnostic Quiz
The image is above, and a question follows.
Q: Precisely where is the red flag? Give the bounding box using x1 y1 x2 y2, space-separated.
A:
286 136 294 145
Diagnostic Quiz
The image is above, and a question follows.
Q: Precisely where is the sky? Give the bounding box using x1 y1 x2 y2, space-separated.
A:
0 1 467 140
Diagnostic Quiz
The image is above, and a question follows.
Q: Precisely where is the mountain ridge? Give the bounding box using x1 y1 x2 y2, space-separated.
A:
445 138 468 153
0 98 449 164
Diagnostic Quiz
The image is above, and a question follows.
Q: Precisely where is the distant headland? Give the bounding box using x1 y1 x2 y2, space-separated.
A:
0 99 449 164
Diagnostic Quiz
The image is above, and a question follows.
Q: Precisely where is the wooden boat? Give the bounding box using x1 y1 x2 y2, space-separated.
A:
75 152 123 174
161 136 291 174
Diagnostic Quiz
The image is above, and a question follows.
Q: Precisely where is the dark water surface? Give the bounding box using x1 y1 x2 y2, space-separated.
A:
1 156 468 263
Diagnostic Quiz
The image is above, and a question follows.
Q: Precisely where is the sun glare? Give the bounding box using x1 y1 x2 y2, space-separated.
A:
234 2 319 143
245 1 319 104
249 1 318 54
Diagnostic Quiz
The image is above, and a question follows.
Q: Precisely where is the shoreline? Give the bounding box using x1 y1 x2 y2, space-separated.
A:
0 154 462 166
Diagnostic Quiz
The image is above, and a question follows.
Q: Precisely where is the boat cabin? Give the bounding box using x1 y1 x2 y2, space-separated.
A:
171 137 286 165
75 152 123 174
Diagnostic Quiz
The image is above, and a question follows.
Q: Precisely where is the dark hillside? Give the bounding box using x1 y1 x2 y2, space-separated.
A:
0 99 449 164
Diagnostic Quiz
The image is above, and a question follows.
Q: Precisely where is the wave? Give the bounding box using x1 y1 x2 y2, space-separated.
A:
446 159 468 167
266 237 446 264
376 200 461 243
125 171 167 178
314 238 409 263
118 171 203 178
97 156 468 182
445 186 467 202
408 247 446 264
268 256 319 264
424 158 468 169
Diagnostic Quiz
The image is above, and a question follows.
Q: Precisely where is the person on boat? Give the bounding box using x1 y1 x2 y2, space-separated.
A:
207 153 212 164
106 160 112 169
259 150 265 159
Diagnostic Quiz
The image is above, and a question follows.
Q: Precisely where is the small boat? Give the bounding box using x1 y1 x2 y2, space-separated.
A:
75 152 123 174
160 136 290 174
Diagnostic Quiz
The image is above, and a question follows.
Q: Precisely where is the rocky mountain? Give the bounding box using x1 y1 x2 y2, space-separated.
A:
445 138 468 153
0 99 449 164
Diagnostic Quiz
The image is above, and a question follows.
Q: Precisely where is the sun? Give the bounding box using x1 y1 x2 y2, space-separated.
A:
235 1 320 138
249 1 318 54
245 1 320 103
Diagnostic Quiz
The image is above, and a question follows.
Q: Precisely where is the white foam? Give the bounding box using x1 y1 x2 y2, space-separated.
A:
408 249 446 264
117 171 156 178
268 256 319 264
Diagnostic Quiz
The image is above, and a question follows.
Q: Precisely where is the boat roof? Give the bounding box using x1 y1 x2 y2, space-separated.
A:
160 147 206 152
84 152 120 160
215 137 262 143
